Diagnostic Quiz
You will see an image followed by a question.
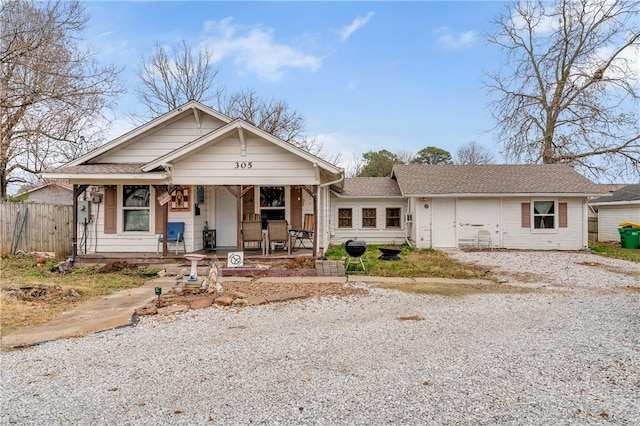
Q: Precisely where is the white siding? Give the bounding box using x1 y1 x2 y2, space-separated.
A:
456 198 501 248
598 204 640 241
411 196 588 250
412 197 432 249
96 115 225 163
172 137 318 185
502 197 586 250
77 185 202 254
329 196 406 245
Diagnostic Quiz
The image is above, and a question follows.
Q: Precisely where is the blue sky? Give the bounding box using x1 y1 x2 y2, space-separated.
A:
85 1 508 171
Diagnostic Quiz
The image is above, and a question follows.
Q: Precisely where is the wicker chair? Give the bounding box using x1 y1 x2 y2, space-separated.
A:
267 220 290 254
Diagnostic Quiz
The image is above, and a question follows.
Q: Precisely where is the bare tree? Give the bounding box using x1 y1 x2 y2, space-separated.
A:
485 0 640 179
135 39 221 120
222 88 304 143
0 0 123 200
221 88 339 163
456 141 495 164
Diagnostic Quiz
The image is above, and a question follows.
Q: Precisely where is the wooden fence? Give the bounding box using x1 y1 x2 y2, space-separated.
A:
588 216 598 244
0 202 73 257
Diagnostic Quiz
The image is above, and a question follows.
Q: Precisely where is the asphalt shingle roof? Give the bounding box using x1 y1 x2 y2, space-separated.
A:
340 177 402 197
591 184 640 203
44 164 147 174
391 164 605 195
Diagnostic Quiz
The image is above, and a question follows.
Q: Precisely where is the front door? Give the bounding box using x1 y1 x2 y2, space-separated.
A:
290 186 303 229
432 198 457 248
215 187 237 247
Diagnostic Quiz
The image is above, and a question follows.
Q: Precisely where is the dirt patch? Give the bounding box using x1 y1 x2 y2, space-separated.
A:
154 281 369 309
577 261 640 278
1 284 62 301
93 261 141 274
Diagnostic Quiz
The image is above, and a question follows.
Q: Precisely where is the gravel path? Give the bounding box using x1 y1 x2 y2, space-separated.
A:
1 251 639 425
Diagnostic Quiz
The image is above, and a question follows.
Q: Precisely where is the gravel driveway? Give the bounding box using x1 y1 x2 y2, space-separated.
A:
1 251 639 425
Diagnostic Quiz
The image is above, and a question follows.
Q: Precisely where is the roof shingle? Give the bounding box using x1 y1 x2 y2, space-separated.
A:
392 164 605 195
340 177 402 197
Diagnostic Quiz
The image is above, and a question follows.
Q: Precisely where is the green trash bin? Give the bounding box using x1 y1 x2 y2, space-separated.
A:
618 228 640 249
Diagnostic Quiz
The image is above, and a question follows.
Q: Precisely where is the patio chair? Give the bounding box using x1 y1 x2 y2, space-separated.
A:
477 230 492 250
241 221 264 254
291 213 314 251
267 220 291 255
157 222 186 254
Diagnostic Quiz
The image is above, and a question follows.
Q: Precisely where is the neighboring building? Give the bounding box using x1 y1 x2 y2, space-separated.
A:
16 181 73 205
590 184 640 242
41 101 608 255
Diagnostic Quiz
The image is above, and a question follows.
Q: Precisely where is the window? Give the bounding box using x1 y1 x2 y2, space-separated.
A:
533 201 555 229
386 208 401 228
338 208 352 228
123 185 150 231
260 186 285 207
362 208 377 228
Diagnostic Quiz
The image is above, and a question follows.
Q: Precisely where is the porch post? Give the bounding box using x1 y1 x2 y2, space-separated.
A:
312 185 318 257
236 185 243 251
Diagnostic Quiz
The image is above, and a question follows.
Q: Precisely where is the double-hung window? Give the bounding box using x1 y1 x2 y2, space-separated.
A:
362 208 377 228
385 208 401 228
338 208 352 228
123 185 150 231
533 201 555 229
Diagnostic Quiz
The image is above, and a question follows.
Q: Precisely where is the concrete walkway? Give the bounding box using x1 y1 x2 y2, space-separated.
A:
1 275 492 350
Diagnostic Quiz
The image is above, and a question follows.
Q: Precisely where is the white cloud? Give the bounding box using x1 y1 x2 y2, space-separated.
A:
435 27 476 50
202 17 321 81
336 12 375 42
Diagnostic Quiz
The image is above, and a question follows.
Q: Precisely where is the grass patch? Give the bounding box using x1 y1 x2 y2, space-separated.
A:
1 255 156 336
324 244 491 279
590 243 640 262
374 281 543 297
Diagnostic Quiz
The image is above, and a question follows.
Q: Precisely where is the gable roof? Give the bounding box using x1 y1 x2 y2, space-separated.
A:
336 177 402 197
66 100 231 167
591 184 640 204
141 119 342 176
18 181 73 196
392 164 606 196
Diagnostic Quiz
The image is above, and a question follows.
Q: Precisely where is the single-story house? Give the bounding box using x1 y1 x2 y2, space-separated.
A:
41 100 343 257
331 165 607 250
16 181 73 205
41 100 608 256
589 184 640 242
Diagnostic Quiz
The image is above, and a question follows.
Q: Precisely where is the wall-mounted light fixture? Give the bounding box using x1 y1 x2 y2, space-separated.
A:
424 203 429 209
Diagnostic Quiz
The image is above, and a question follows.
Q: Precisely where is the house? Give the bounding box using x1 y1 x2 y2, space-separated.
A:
589 184 640 242
330 165 607 250
16 181 73 205
41 100 607 257
41 100 343 257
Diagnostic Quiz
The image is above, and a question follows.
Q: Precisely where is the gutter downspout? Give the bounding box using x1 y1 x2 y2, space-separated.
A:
405 197 414 248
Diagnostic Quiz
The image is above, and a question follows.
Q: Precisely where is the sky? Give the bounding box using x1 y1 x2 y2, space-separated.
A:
84 1 511 172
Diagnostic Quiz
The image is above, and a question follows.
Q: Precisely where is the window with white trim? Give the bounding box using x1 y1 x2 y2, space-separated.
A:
362 208 376 228
338 208 352 228
533 200 555 229
385 207 401 228
123 185 150 231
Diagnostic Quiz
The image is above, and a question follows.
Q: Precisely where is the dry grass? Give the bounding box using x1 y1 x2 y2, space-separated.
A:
1 255 154 336
373 281 544 297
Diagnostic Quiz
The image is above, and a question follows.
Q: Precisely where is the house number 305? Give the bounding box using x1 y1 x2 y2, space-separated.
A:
234 161 252 169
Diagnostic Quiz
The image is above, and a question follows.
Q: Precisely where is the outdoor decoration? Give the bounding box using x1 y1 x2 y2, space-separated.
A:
170 186 190 212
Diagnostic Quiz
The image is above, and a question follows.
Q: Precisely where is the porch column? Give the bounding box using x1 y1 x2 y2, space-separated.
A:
72 185 89 265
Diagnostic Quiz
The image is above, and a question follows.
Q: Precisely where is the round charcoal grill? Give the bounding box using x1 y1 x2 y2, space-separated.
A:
344 239 367 273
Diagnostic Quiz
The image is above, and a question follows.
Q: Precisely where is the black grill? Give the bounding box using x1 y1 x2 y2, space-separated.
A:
344 239 366 257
